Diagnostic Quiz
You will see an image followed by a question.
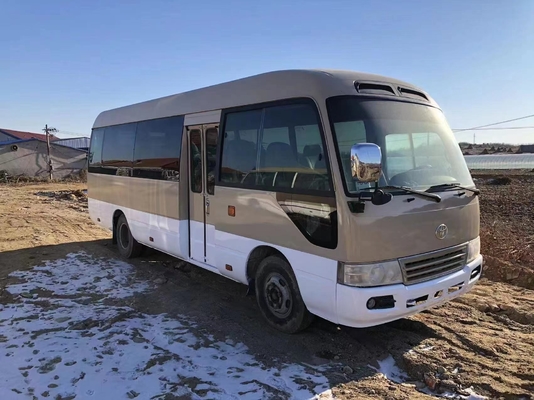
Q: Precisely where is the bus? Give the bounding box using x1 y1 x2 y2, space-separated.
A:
88 69 483 333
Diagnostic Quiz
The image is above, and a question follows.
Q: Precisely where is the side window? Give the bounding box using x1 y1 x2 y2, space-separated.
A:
133 116 183 180
89 128 104 166
101 123 136 168
220 109 262 184
220 102 331 193
260 103 331 192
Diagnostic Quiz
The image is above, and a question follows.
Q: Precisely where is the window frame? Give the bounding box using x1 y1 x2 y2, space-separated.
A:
216 97 335 198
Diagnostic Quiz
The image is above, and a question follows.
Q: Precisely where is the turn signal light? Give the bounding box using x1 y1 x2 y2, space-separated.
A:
228 206 235 217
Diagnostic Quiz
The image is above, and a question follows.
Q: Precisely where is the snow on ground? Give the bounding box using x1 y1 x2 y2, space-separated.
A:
368 354 409 383
368 355 488 400
427 387 488 400
0 252 333 400
460 388 488 400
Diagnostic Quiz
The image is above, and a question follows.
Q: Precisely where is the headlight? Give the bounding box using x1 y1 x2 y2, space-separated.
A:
467 236 481 263
338 260 403 287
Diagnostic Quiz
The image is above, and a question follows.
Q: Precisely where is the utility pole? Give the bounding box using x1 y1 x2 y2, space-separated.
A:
43 124 58 180
473 131 476 145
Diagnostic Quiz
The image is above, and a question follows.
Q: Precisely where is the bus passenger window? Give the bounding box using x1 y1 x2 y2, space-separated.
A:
101 123 136 168
220 109 262 185
219 103 332 193
261 103 331 193
133 116 183 180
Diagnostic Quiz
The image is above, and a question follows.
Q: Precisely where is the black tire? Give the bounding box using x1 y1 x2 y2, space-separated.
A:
255 256 314 334
116 214 144 259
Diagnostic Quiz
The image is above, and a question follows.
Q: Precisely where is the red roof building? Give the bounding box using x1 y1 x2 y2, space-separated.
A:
0 128 59 142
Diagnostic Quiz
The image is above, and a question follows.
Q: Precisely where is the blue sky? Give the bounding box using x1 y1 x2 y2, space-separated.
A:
1 0 533 144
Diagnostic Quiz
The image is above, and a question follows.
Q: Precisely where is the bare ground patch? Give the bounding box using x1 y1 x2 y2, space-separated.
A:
1 181 533 399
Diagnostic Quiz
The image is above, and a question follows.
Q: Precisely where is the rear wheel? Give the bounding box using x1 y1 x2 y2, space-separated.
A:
255 256 314 333
116 214 144 259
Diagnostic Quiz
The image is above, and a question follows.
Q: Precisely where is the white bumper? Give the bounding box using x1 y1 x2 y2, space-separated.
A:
336 254 483 328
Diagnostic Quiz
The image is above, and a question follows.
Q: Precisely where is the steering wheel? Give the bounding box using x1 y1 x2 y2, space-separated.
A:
413 164 433 170
389 172 421 188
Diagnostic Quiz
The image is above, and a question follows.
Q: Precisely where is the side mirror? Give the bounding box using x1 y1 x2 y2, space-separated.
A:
350 143 382 182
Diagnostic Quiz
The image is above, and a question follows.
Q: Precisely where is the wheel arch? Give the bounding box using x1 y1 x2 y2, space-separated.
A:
249 246 315 333
245 245 290 295
247 244 338 324
112 209 125 245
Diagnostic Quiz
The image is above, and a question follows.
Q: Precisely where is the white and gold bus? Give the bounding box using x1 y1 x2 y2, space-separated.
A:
88 70 482 333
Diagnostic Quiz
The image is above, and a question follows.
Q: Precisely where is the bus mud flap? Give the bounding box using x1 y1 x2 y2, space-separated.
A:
246 278 255 296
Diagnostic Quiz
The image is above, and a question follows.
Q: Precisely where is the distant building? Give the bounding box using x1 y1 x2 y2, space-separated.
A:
0 128 87 179
54 137 90 152
519 145 534 154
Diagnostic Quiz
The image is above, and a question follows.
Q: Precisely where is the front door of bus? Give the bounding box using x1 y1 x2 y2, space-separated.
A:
188 124 218 264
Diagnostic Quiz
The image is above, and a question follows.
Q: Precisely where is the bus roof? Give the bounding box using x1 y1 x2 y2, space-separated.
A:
92 69 437 129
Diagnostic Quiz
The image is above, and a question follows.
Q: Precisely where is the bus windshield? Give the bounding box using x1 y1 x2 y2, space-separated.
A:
326 96 474 194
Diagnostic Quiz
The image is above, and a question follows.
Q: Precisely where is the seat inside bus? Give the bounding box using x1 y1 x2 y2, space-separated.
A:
221 137 257 180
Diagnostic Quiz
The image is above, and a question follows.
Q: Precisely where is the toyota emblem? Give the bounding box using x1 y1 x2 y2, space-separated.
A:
435 224 448 240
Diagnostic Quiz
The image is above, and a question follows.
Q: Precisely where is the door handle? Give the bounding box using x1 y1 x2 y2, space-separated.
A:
205 198 210 215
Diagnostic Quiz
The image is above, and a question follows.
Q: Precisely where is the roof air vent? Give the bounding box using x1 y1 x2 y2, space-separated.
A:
355 82 396 96
397 87 429 101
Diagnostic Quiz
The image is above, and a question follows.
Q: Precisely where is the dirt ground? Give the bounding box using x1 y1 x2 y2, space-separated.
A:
1 180 533 399
474 172 534 290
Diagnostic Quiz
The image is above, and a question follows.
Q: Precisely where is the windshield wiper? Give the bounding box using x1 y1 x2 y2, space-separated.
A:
426 182 480 195
381 185 441 202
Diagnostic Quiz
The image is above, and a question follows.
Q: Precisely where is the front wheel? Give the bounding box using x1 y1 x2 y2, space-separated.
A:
116 214 144 259
255 256 314 333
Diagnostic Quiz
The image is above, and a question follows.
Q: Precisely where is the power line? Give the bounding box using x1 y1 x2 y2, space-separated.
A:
453 126 534 131
452 114 534 133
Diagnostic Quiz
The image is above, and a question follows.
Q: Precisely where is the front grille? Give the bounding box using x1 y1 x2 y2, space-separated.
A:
399 244 467 285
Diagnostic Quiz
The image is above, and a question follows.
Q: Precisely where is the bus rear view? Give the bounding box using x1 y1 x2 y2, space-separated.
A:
87 70 482 333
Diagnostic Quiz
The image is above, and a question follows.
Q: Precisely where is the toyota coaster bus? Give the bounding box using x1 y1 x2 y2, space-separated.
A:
88 69 483 333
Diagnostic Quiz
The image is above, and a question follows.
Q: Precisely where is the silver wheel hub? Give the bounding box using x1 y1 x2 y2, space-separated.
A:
264 273 292 318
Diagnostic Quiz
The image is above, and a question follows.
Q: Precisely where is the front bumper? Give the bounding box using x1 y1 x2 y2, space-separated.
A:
335 254 483 328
